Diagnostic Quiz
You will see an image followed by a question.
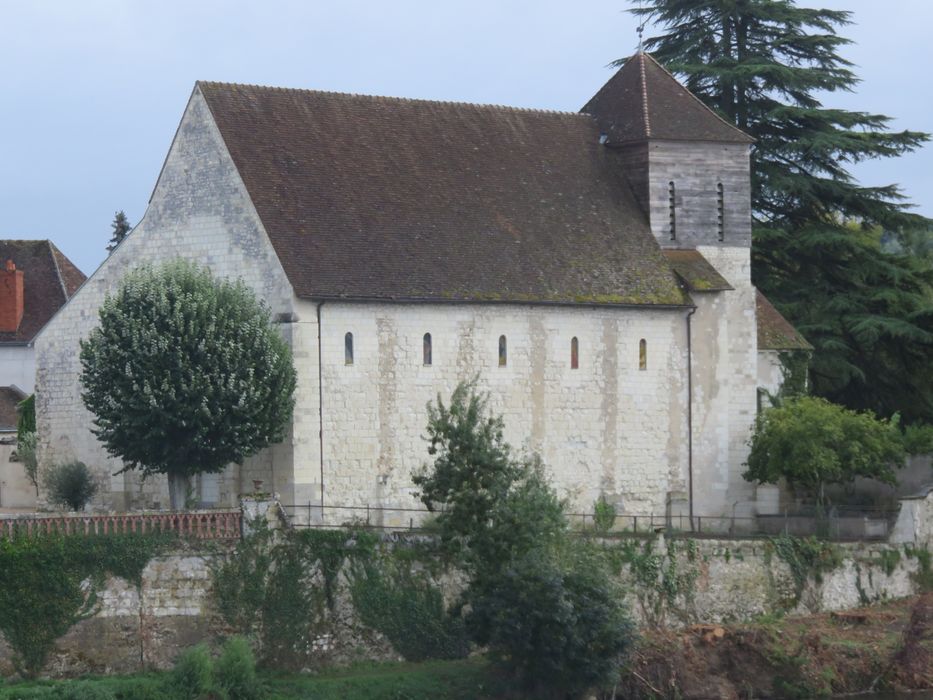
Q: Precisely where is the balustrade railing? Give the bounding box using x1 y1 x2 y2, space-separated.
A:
0 510 242 540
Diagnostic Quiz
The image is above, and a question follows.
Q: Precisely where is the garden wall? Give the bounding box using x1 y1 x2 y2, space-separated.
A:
0 535 927 679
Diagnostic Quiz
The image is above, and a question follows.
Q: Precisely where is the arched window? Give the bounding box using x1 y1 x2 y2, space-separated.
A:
639 339 647 371
498 335 507 367
570 337 579 369
344 332 354 365
717 183 725 241
423 332 432 366
668 181 677 241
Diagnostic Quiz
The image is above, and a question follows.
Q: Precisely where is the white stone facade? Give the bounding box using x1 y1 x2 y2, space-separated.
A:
0 345 35 394
35 85 776 519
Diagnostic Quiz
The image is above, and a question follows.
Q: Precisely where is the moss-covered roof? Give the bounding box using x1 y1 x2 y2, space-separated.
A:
199 82 689 307
661 250 733 292
756 290 813 351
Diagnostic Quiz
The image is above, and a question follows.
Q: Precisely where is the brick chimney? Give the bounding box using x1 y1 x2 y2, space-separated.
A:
0 260 25 332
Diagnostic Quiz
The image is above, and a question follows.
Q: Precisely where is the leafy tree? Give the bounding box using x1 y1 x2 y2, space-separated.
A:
743 396 905 505
43 461 98 511
79 261 296 509
16 393 35 437
626 1 933 423
415 382 634 695
106 211 132 254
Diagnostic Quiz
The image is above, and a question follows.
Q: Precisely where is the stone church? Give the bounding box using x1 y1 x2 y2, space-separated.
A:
35 52 809 520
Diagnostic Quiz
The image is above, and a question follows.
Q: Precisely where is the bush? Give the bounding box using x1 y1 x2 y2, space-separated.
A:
169 644 214 699
350 558 469 662
43 461 98 511
17 430 38 497
215 637 261 700
467 550 635 697
54 685 117 700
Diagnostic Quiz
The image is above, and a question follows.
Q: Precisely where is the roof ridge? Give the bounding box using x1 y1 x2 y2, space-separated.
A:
637 52 651 138
196 80 588 119
641 53 754 142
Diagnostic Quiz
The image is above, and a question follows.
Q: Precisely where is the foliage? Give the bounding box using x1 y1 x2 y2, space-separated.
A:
349 555 469 662
902 423 933 456
79 261 296 508
628 1 933 424
210 523 379 669
168 644 213 700
17 431 39 497
0 659 508 700
42 461 98 512
768 535 843 605
105 211 131 254
214 637 262 700
0 533 172 677
413 381 566 575
415 381 635 695
466 549 635 698
592 495 617 534
16 394 35 438
743 396 905 504
605 537 699 627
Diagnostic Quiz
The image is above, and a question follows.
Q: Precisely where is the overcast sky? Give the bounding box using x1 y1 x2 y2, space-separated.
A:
0 0 930 277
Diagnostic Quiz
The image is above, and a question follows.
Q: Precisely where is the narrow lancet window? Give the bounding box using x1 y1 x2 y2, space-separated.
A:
498 335 507 367
668 181 676 240
344 332 354 365
639 339 647 371
570 337 579 369
717 183 725 241
423 332 432 366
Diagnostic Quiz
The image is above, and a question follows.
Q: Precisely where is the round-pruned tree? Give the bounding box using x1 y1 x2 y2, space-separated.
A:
80 260 296 509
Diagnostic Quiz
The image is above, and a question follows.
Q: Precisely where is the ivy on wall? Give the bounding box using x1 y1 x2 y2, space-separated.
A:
0 532 173 677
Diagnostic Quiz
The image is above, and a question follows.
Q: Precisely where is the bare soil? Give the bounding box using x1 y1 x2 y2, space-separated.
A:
616 593 933 699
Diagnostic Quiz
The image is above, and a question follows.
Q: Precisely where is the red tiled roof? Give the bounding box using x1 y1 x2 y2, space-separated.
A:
0 241 87 344
582 52 754 145
198 82 689 307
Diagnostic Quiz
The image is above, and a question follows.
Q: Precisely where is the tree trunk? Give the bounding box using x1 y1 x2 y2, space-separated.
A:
168 472 191 511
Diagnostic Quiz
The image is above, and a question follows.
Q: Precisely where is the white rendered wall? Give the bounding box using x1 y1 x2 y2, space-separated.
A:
34 87 295 511
0 345 35 394
757 350 784 401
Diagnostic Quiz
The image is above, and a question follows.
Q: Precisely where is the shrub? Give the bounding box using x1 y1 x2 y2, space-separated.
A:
17 430 39 497
350 558 469 662
169 644 214 699
467 550 636 698
54 685 117 700
215 637 261 700
43 461 98 511
593 496 617 534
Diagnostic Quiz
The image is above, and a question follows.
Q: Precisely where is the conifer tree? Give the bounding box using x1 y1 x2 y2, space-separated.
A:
625 0 933 423
106 210 131 254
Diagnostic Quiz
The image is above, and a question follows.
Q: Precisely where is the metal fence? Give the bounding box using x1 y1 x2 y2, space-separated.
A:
281 502 901 542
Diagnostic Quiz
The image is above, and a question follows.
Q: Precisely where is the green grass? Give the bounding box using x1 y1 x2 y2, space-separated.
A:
0 658 512 700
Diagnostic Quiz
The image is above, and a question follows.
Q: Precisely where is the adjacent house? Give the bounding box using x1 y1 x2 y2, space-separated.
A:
0 240 86 508
34 53 808 519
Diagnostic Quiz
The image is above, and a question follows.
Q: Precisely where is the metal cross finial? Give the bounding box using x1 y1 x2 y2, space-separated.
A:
637 23 644 53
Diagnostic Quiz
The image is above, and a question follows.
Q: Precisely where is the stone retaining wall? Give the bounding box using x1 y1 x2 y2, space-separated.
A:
0 535 927 679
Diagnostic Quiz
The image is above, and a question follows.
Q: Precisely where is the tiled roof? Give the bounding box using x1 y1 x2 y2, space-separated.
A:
0 386 26 432
756 290 812 351
581 52 754 145
198 82 689 307
0 240 87 344
662 250 733 292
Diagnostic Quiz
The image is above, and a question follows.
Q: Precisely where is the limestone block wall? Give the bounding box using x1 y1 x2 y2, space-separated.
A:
302 300 691 520
688 246 759 516
34 87 295 511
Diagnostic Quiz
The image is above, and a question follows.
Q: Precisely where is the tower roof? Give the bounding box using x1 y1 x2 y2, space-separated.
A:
581 52 754 145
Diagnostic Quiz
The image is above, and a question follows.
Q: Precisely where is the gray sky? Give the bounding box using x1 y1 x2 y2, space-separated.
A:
1 0 930 277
